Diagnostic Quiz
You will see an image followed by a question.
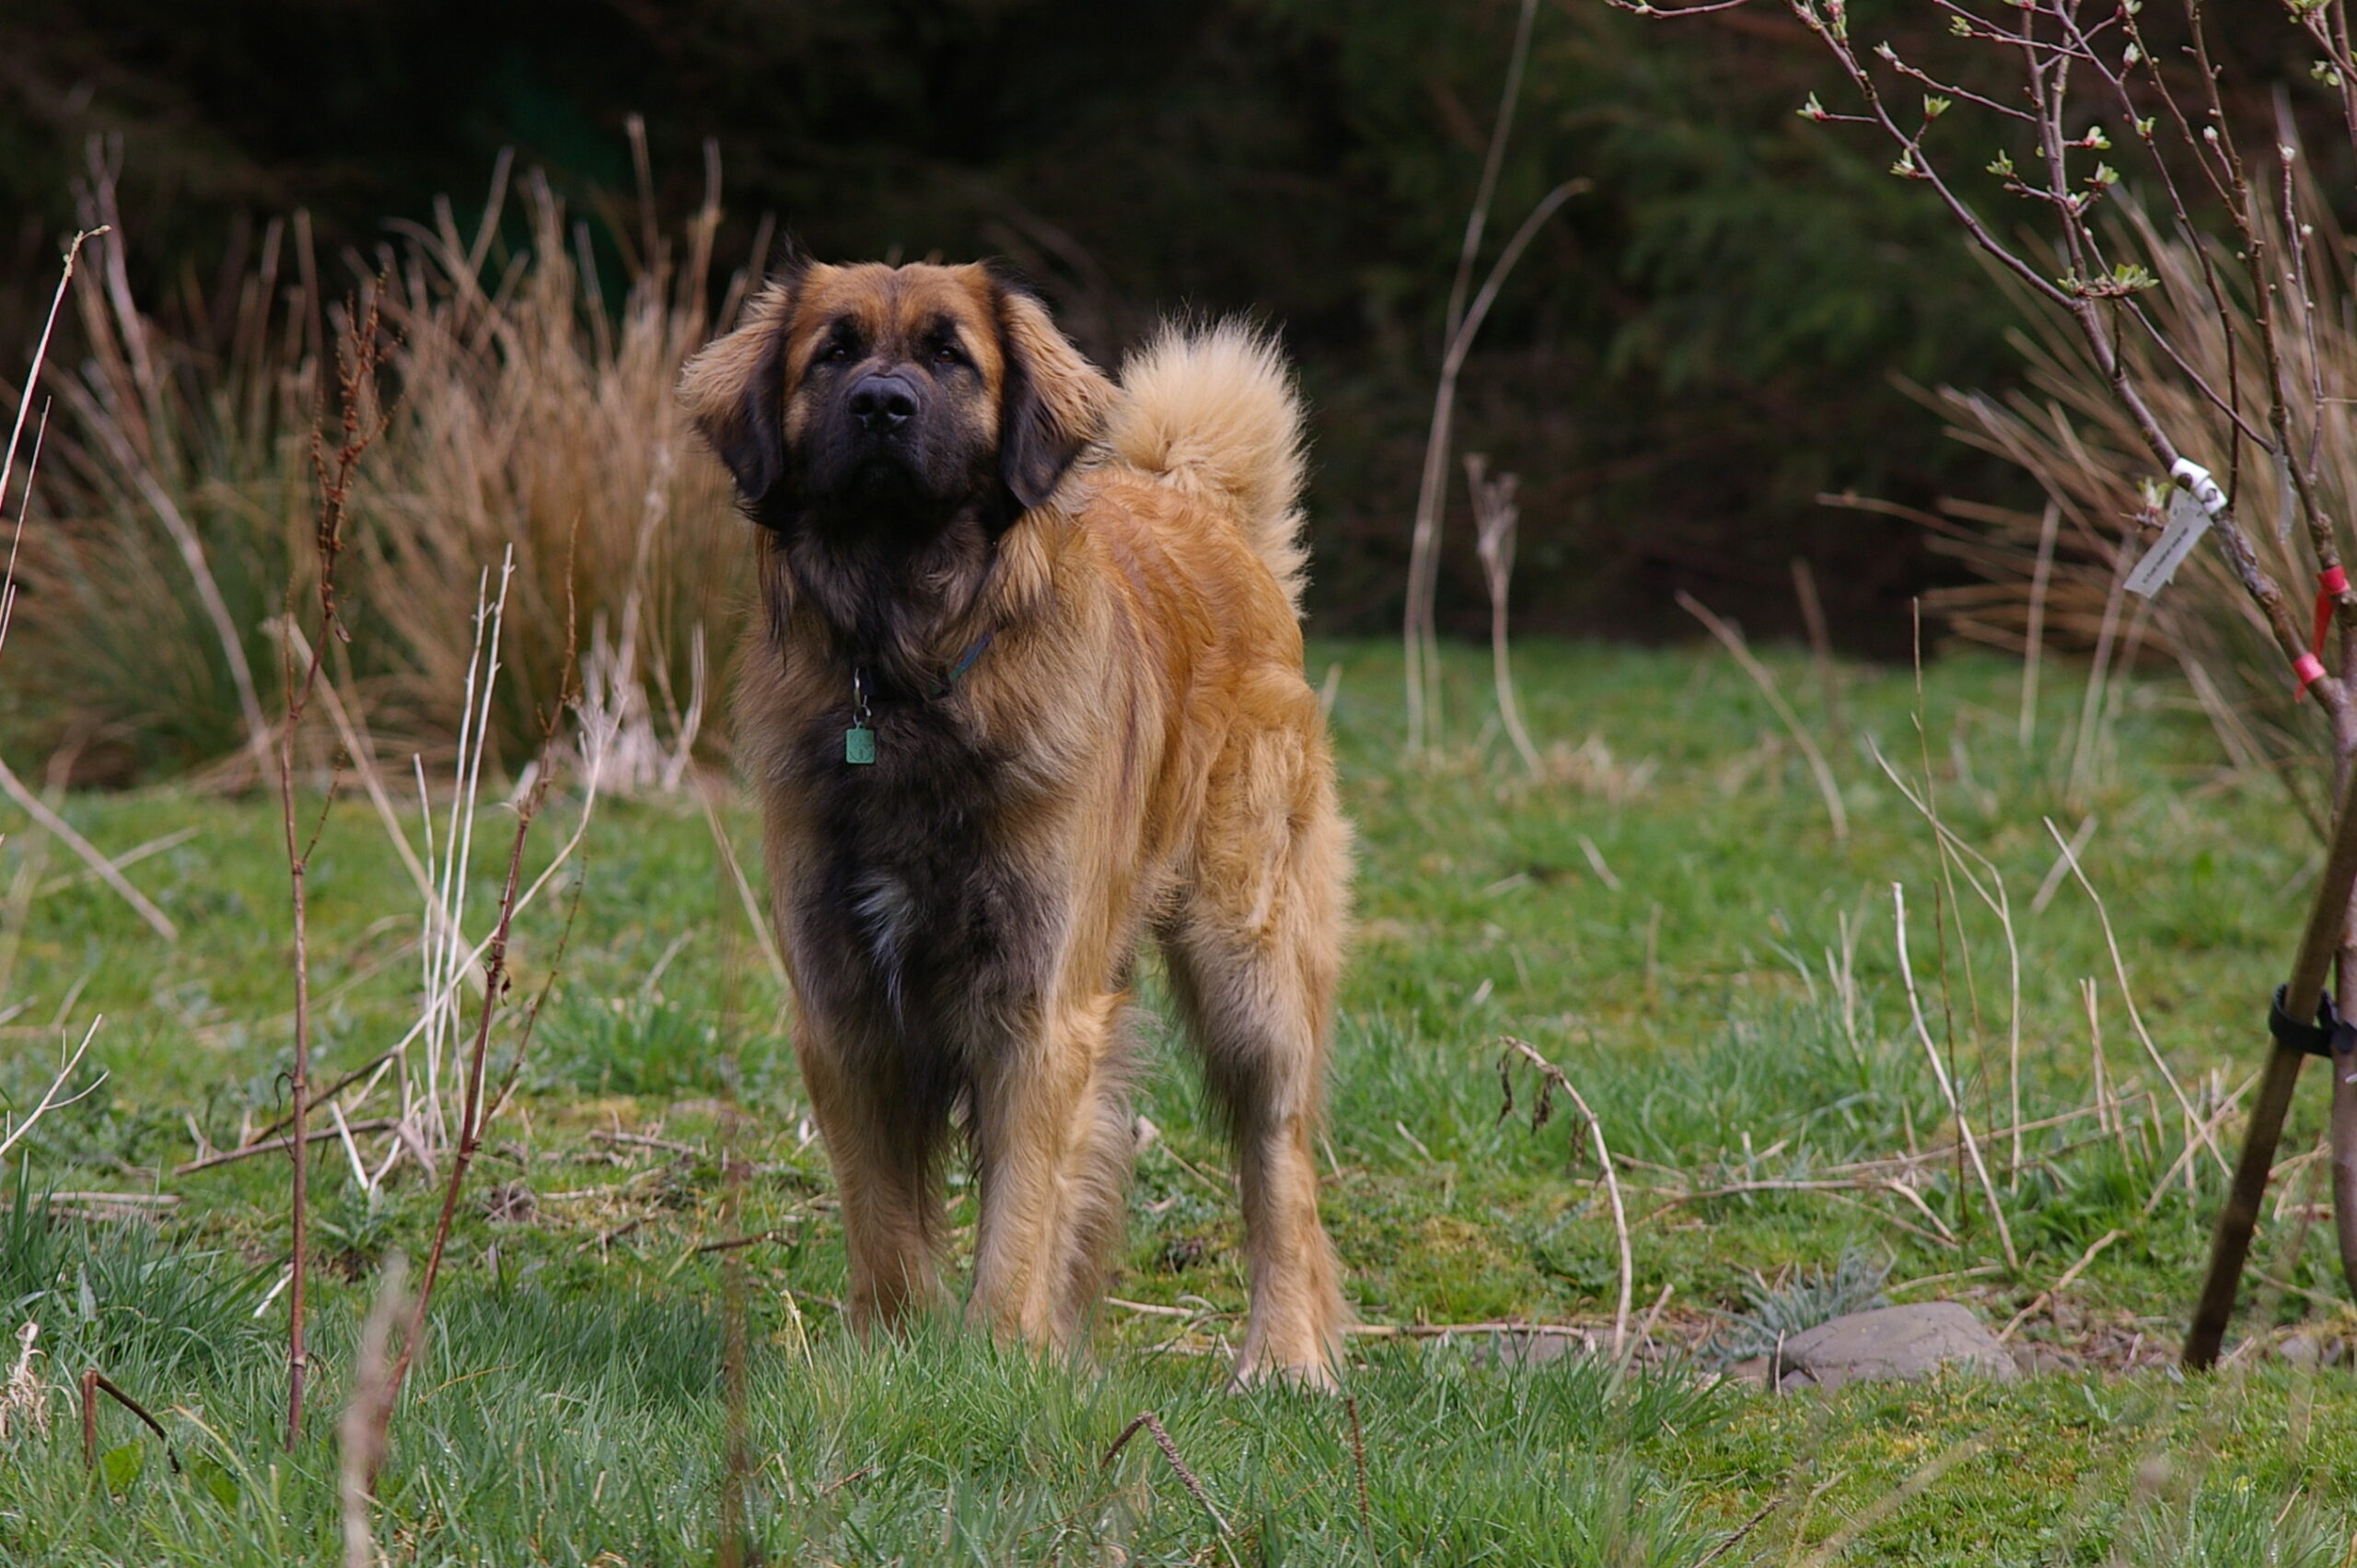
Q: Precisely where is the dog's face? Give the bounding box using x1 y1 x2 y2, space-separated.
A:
681 261 1112 543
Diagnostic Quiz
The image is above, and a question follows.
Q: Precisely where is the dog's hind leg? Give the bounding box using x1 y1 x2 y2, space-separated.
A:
1165 716 1351 1388
798 1038 950 1335
969 989 1133 1353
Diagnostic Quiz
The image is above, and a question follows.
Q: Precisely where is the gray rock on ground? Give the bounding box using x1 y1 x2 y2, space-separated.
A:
1769 1302 2019 1391
2274 1330 2347 1367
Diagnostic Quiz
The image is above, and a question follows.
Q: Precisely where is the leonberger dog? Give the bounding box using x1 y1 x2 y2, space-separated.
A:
679 259 1351 1386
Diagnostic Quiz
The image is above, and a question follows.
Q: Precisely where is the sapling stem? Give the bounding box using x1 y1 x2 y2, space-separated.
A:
278 290 389 1448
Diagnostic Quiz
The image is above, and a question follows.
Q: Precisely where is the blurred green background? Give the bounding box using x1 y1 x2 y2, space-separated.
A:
1 0 2340 651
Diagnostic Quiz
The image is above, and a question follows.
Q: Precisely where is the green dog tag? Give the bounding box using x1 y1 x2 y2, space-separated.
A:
844 725 876 765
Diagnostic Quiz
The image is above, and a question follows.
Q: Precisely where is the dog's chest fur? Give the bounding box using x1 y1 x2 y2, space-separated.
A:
774 683 1056 1093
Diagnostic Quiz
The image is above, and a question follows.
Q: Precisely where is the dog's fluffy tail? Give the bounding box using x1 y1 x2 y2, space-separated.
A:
1106 319 1308 610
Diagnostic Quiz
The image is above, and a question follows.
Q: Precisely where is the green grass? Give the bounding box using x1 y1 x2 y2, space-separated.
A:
0 639 2351 1564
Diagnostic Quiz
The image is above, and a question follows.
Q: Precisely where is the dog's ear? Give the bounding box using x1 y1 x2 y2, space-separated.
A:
990 273 1115 513
679 262 807 511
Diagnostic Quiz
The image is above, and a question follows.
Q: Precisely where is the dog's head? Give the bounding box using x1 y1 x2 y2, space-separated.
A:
680 259 1113 542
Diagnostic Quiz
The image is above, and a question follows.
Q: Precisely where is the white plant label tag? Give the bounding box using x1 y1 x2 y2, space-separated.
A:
2125 486 2212 598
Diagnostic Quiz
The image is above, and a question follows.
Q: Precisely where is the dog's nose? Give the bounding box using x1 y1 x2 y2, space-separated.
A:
849 375 918 436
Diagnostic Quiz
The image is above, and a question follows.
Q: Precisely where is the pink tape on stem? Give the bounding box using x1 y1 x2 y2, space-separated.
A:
2316 566 2351 661
2295 651 2328 699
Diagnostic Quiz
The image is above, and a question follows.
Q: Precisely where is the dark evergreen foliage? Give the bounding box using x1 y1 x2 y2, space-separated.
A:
6 0 2271 648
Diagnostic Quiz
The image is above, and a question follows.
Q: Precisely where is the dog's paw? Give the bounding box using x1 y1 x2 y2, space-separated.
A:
1230 1348 1341 1394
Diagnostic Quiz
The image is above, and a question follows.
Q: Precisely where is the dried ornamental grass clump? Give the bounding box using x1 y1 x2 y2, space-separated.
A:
8 131 757 784
354 146 745 779
0 1322 52 1444
1918 172 2357 819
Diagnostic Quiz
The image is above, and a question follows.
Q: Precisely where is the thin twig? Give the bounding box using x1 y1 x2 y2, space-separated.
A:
1106 1296 1203 1320
2017 502 2058 750
389 764 553 1405
340 1257 409 1568
1 227 103 524
1791 555 1844 746
0 403 48 659
1499 1036 1633 1364
1694 1495 1782 1568
1643 1177 1959 1250
1406 0 1542 753
31 826 200 901
1892 884 2019 1269
1104 1410 1233 1547
0 761 175 940
278 287 389 1449
1404 174 1588 753
1343 1319 1595 1340
698 784 791 998
1576 835 1621 892
818 1465 875 1498
1999 1226 2124 1341
250 1051 397 1147
1678 591 1848 842
172 1120 398 1177
717 1102 751 1568
1467 454 1540 773
78 1367 180 1474
0 1016 105 1166
1798 1431 1991 1567
591 1127 704 1157
386 564 582 1410
2043 818 2228 1175
1344 1393 1374 1561
2029 813 2096 917
2144 1079 2254 1217
694 1227 799 1255
1868 738 2025 1192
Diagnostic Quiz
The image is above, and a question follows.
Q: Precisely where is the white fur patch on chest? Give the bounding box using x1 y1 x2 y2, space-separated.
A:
853 871 916 1016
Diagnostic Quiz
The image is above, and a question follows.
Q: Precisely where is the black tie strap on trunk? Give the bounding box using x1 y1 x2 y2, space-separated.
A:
2270 985 2357 1059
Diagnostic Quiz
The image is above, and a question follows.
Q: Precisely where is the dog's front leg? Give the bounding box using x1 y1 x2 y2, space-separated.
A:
797 1037 949 1335
968 990 1132 1353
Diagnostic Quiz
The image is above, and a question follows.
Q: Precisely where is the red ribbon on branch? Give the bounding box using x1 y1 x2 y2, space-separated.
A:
2302 565 2351 699
2315 565 2348 656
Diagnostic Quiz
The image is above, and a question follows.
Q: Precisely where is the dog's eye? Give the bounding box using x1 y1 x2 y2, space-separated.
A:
933 345 962 367
825 344 852 364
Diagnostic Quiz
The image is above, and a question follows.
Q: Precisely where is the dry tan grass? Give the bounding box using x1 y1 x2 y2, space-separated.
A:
1920 170 2357 812
7 140 760 784
354 161 747 778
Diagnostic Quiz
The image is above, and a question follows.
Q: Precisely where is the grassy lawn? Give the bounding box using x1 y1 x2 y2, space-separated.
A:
0 639 2350 1565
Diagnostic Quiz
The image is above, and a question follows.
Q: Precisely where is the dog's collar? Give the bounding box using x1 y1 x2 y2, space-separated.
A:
842 629 995 765
923 628 995 700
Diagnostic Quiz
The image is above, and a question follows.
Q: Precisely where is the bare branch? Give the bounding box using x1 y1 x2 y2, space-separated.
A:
0 1017 105 1166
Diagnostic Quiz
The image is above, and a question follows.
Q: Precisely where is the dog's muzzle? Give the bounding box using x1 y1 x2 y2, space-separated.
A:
849 373 919 437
